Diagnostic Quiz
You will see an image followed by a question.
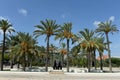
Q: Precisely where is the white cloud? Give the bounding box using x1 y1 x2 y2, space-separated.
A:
18 9 28 16
109 16 115 21
93 21 100 27
0 16 7 20
93 16 115 27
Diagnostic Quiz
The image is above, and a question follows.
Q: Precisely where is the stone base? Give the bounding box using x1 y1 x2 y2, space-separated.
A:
49 70 64 74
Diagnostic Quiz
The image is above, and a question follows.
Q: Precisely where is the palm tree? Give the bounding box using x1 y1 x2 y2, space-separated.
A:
9 32 38 71
60 43 67 55
79 28 104 72
37 46 47 66
96 20 119 72
34 19 60 72
71 45 81 67
97 37 105 70
6 35 19 68
60 43 67 66
55 23 73 72
79 29 94 72
0 19 15 71
49 44 57 66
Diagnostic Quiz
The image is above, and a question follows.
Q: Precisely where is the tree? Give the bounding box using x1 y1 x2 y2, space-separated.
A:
49 44 57 66
0 19 15 71
9 32 38 71
34 19 60 72
79 29 95 72
37 46 47 66
79 28 104 72
96 20 119 72
6 35 19 69
96 37 106 70
60 43 67 66
55 23 74 72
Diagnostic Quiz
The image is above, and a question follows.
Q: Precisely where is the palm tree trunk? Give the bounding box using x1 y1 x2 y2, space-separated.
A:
26 54 29 67
1 32 5 71
106 33 112 72
29 56 33 68
52 51 54 66
67 39 69 72
87 51 91 72
17 62 20 69
99 52 103 70
10 60 13 69
23 54 26 71
61 54 64 67
93 49 97 70
30 60 32 68
17 57 20 69
46 36 49 72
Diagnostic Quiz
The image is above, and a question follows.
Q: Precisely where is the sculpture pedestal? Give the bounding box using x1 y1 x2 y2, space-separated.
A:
49 70 64 74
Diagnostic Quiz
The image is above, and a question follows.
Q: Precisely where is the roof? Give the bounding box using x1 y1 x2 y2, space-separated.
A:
97 55 109 60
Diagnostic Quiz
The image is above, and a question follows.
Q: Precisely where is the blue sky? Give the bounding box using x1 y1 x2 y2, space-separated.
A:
0 0 120 57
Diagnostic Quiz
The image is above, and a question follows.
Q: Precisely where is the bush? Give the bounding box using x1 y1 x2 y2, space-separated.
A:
104 57 120 67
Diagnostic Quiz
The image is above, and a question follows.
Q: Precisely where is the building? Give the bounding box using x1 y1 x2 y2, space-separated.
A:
97 55 109 60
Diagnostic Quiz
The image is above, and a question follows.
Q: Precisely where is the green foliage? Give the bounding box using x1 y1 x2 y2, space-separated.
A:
34 19 60 39
0 53 10 62
0 19 119 71
104 58 120 67
96 20 119 72
4 53 10 61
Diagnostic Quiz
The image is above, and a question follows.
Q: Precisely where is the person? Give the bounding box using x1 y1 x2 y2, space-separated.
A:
56 60 59 70
53 60 57 70
58 61 62 70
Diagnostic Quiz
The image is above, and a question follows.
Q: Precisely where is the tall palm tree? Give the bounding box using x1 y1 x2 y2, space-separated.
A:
0 19 15 71
11 32 38 71
96 20 119 72
55 23 73 72
6 35 19 68
34 19 60 72
79 29 94 72
97 37 105 70
79 28 104 72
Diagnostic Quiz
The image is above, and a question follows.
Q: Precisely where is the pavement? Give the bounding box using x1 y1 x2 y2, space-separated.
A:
0 71 120 80
0 67 120 80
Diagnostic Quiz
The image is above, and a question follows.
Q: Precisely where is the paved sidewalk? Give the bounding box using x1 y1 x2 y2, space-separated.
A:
0 71 120 80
